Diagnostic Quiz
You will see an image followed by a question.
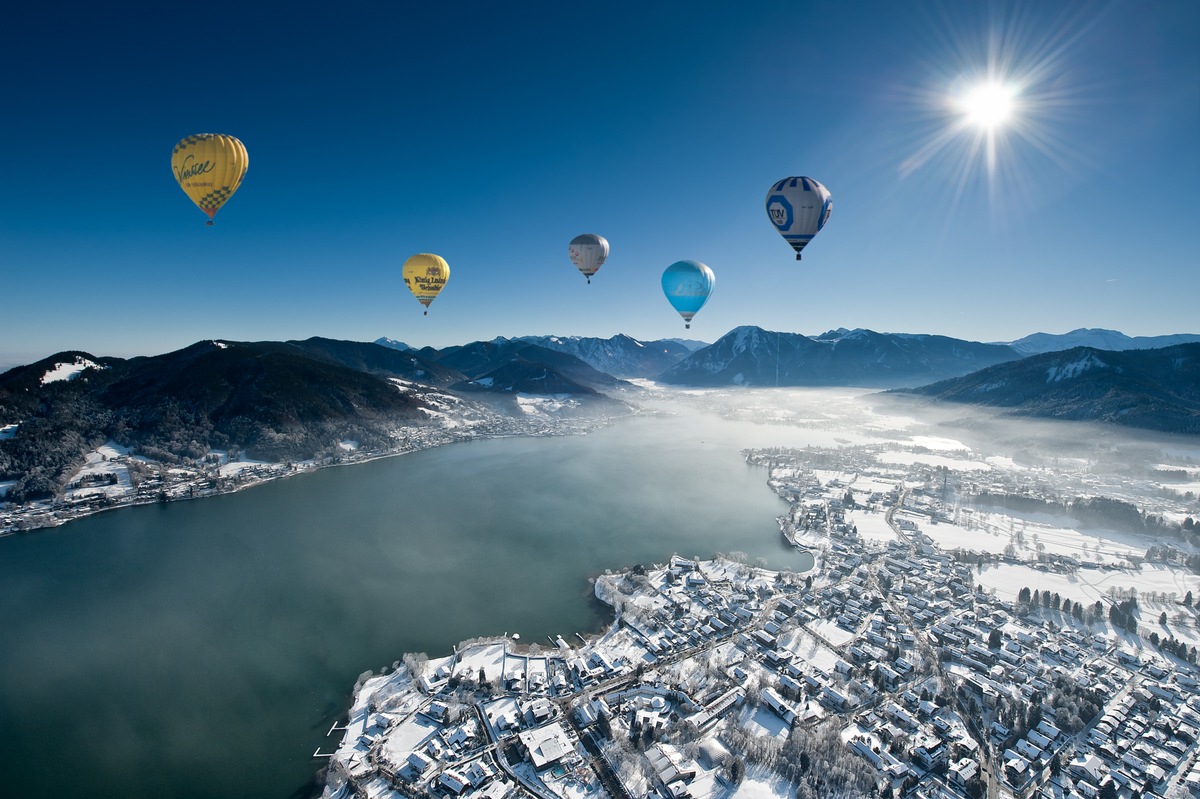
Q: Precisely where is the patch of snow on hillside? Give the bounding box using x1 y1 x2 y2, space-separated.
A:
0 480 16 499
1046 353 1107 383
212 341 228 349
41 357 104 385
338 440 359 451
515 393 579 415
418 407 459 428
474 377 494 387
0 423 18 440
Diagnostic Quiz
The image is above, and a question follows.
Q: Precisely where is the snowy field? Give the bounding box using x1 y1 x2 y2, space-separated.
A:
64 442 134 500
781 627 844 674
846 509 896 543
976 562 1200 607
877 450 992 472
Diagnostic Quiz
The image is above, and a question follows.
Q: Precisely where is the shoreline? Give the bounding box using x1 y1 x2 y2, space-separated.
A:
0 410 630 537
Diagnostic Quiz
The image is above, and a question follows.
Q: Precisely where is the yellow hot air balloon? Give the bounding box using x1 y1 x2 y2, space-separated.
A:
171 134 249 225
402 253 450 315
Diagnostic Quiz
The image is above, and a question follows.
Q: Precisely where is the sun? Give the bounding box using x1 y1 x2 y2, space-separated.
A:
958 81 1017 130
895 2 1100 215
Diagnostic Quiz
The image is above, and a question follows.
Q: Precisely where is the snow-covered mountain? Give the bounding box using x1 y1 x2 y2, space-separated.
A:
514 334 695 378
657 326 1020 387
1003 328 1200 356
897 344 1200 435
374 337 412 351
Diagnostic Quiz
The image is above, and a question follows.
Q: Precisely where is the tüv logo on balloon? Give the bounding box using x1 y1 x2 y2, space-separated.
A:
767 195 792 230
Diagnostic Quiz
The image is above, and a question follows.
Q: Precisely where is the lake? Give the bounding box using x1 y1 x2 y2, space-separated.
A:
0 400 821 798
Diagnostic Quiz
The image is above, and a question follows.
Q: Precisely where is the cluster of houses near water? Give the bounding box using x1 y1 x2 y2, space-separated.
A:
320 441 1200 799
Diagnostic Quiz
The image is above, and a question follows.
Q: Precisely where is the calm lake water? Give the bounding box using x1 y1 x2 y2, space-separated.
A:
0 406 819 799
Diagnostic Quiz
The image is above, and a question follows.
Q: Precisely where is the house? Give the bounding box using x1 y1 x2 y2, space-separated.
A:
439 770 470 795
406 751 433 774
948 758 979 788
517 722 575 770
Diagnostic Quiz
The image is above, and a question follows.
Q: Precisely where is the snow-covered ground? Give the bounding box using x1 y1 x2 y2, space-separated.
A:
39 356 104 384
976 561 1200 607
781 626 844 674
0 423 18 440
516 393 580 416
846 509 897 543
64 441 134 500
877 450 992 472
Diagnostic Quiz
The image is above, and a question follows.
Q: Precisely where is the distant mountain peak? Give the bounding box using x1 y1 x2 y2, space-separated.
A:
373 337 411 351
658 328 1018 388
1004 329 1200 356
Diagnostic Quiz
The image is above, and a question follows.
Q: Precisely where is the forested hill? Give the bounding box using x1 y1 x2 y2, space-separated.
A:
0 341 444 502
895 344 1200 435
0 337 633 504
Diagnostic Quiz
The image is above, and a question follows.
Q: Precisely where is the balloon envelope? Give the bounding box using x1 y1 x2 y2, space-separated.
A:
568 234 609 283
765 176 832 259
661 260 715 328
402 253 450 312
171 134 249 224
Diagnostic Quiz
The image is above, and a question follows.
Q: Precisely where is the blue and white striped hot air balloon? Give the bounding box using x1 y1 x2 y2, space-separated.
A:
765 176 832 260
661 260 715 329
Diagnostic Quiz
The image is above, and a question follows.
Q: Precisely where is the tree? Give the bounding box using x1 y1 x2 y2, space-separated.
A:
1018 587 1031 605
1160 612 1168 625
988 629 1002 649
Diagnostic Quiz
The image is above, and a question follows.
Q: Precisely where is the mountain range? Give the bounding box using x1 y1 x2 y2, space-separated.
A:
656 326 1021 387
1001 328 1200 355
4 328 1198 504
895 344 1200 434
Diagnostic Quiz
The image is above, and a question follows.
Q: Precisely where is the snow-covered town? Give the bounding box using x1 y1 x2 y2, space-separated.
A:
320 435 1200 799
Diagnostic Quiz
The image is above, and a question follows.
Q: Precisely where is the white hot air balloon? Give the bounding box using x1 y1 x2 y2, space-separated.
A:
567 233 609 284
765 176 832 260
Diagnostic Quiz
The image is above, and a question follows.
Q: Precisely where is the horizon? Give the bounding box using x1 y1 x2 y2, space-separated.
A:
2 2 1197 365
6 322 1200 374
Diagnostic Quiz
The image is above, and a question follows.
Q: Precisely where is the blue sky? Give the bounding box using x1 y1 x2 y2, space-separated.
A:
1 1 1196 366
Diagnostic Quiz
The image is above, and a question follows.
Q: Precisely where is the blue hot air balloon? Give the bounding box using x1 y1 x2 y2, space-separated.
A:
661 260 715 329
765 176 832 260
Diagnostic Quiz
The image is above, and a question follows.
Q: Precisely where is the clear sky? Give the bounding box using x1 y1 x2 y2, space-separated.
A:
1 0 1196 367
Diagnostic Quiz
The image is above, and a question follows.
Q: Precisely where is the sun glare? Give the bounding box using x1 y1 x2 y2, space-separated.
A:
959 82 1016 129
895 2 1106 222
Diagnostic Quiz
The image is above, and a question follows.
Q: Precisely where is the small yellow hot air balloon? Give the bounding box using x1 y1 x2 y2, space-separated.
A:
171 134 249 225
402 253 450 315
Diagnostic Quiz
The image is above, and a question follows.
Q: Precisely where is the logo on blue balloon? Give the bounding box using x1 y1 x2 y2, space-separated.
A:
767 194 793 231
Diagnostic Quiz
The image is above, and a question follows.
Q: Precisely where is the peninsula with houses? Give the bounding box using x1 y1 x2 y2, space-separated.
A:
319 439 1200 799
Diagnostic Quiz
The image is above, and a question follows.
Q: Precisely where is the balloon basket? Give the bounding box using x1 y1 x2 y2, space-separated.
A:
206 220 214 227
795 253 802 261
